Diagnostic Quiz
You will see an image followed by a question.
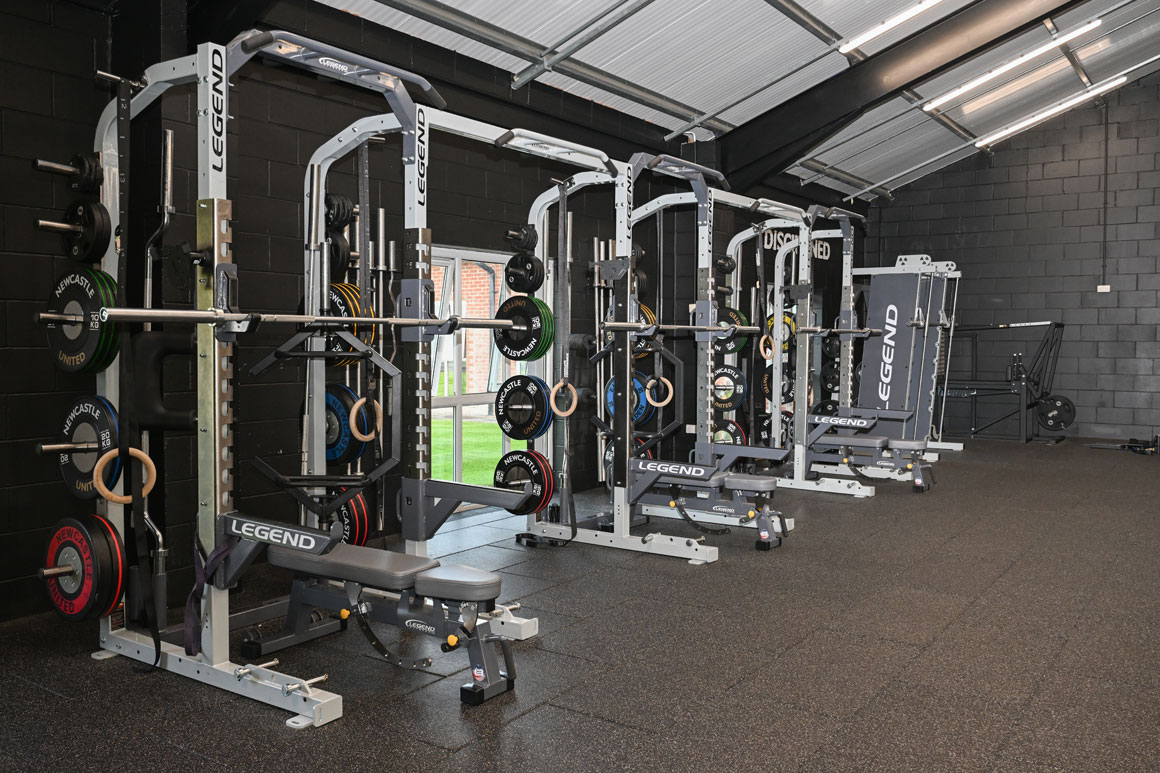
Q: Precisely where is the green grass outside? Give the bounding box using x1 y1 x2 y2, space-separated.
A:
430 418 524 485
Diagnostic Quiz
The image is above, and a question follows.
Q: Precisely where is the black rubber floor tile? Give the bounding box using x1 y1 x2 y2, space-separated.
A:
384 647 600 751
826 585 972 646
1052 611 1160 690
797 745 877 772
439 703 659 772
493 570 556 603
958 576 1092 632
733 629 919 720
837 682 1021 767
504 605 581 638
534 596 712 664
435 543 532 573
655 699 842 772
897 621 1066 702
426 525 520 558
498 543 636 582
512 564 667 618
549 657 744 733
1000 673 1160 772
892 547 1016 598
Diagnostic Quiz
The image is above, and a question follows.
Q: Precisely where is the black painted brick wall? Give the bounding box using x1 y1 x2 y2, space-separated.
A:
867 72 1160 440
0 2 114 620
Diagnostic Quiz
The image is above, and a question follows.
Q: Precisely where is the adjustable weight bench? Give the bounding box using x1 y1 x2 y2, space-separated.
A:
210 514 519 705
808 416 933 492
633 462 790 550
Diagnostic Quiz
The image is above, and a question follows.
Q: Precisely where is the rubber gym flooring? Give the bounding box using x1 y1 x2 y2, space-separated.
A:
2 439 1157 772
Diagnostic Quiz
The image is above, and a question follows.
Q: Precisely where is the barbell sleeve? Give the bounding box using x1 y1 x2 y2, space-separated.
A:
36 219 84 234
34 159 80 176
39 565 77 579
36 441 101 455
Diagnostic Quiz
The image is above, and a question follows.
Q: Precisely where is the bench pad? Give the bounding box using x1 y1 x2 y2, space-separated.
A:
723 473 777 493
816 434 889 449
886 439 927 451
414 564 502 602
268 543 438 590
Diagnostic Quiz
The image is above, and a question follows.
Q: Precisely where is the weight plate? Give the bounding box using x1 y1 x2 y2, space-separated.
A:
811 400 839 417
603 437 652 488
821 361 841 393
504 254 544 294
767 314 796 352
529 298 555 361
321 284 358 366
43 516 108 621
758 415 774 446
713 419 748 446
781 410 795 446
712 365 747 412
604 372 655 425
526 449 555 513
494 295 551 361
603 303 655 359
335 488 369 546
505 224 538 252
323 383 368 466
334 282 376 349
325 193 355 228
713 307 749 355
88 513 126 618
821 336 841 360
58 396 120 500
88 268 120 372
494 450 552 515
495 375 553 440
46 269 117 373
327 231 351 278
62 200 112 263
1037 394 1076 432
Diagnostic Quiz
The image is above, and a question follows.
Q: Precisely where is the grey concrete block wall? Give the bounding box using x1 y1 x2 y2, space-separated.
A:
866 72 1160 441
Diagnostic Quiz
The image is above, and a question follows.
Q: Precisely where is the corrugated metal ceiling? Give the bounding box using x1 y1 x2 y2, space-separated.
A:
315 0 1160 200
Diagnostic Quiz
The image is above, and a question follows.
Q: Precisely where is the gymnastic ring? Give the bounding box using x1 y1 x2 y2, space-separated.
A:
645 376 674 407
550 379 578 417
93 447 156 505
758 334 776 361
349 397 383 442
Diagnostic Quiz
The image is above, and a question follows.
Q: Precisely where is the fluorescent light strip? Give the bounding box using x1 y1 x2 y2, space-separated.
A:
974 76 1128 147
838 0 949 55
924 19 1102 112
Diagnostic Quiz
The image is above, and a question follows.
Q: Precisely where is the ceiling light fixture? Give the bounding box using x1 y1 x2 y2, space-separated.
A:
974 76 1127 147
838 0 950 55
923 19 1102 112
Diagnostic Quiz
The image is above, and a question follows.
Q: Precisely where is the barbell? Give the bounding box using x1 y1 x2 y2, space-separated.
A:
40 270 549 373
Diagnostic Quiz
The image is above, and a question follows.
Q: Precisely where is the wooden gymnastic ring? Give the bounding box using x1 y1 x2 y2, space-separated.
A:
550 380 578 417
92 447 156 505
758 334 776 361
645 376 673 407
349 397 383 442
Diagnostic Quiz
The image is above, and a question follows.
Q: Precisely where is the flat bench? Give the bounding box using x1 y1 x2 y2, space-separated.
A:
815 434 927 452
655 471 777 492
268 543 503 603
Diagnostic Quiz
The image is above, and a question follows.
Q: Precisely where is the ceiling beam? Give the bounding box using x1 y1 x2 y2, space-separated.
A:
723 0 1088 193
372 0 733 135
763 0 978 144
